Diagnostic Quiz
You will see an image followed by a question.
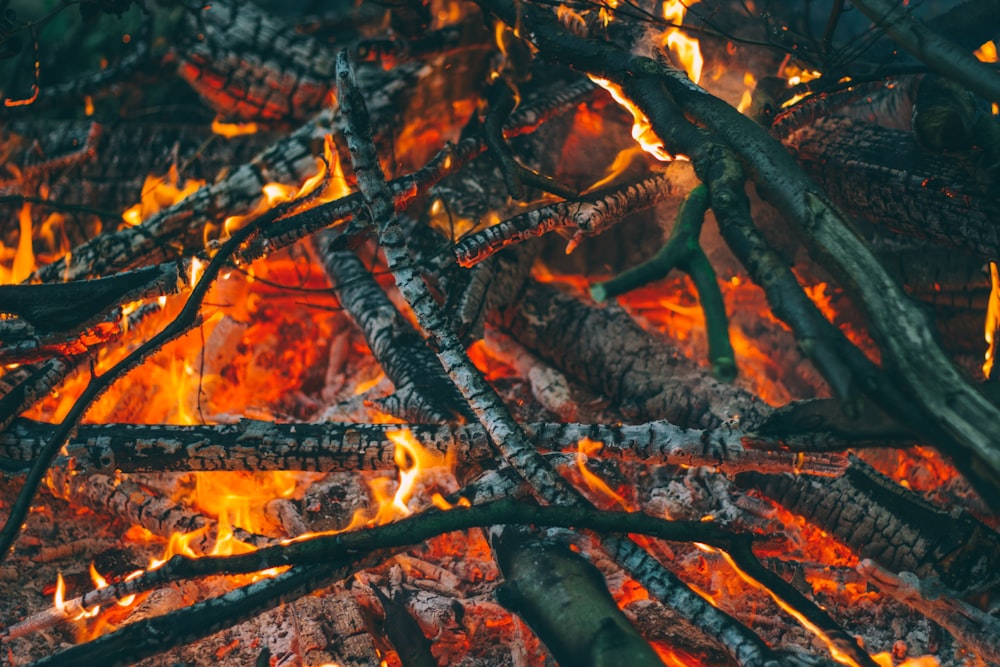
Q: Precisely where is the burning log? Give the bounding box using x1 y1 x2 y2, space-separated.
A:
738 456 1000 595
500 279 767 428
313 243 473 423
1 1 999 664
1 417 848 478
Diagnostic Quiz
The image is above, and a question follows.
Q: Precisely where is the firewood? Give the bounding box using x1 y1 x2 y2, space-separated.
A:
334 49 789 666
501 279 768 429
782 115 1000 260
313 243 472 423
737 456 1000 596
492 530 665 666
1 417 848 478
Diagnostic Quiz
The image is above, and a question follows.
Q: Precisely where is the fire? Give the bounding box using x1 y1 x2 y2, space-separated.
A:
574 437 631 509
0 202 36 284
981 262 998 378
589 76 684 162
211 116 259 138
121 165 205 228
290 429 455 539
221 136 349 237
737 72 756 114
660 1 703 84
975 40 997 63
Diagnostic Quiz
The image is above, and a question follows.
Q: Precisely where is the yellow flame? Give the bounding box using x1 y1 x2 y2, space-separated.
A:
975 40 997 63
984 262 1000 377
660 1 703 83
121 165 205 228
589 76 683 162
211 117 259 138
575 437 631 508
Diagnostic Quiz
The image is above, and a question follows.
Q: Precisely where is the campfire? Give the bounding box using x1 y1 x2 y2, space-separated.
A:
1 0 999 665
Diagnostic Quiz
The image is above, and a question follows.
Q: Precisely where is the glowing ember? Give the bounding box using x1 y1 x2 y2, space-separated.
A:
211 117 259 137
975 40 997 63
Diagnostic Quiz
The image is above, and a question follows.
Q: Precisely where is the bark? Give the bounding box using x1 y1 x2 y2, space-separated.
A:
493 530 665 667
782 116 1000 260
737 456 1000 595
500 279 769 429
1 417 847 477
314 243 472 423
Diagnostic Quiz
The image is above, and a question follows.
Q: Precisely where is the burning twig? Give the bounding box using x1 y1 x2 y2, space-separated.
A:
314 244 472 423
452 168 685 267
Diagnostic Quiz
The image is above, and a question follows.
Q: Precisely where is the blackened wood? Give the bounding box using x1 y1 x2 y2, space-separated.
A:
500 280 768 429
335 50 780 666
314 245 472 423
783 116 1000 260
493 531 665 667
0 262 182 332
179 1 338 121
738 456 1000 595
1 418 847 478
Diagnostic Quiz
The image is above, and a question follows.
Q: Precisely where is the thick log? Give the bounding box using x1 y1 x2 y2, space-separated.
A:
178 2 339 121
737 456 1000 595
782 115 1000 260
0 418 847 477
493 530 664 666
500 279 769 429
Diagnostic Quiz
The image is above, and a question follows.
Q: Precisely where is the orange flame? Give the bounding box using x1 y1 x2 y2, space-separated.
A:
975 40 997 63
122 165 205 228
660 1 703 84
211 117 259 138
984 262 1000 377
589 76 684 162
0 202 37 284
575 437 631 509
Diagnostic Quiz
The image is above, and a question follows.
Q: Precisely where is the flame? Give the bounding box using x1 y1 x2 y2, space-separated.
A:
0 202 37 284
589 76 684 162
211 117 259 138
984 262 1000 377
122 165 205 228
872 654 939 667
660 1 703 84
737 72 756 114
53 572 68 613
575 437 631 509
975 40 997 63
778 62 823 108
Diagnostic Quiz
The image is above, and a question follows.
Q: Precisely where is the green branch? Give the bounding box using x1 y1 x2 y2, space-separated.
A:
591 184 736 381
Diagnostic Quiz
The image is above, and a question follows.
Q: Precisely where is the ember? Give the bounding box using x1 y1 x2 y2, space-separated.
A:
0 1 998 666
